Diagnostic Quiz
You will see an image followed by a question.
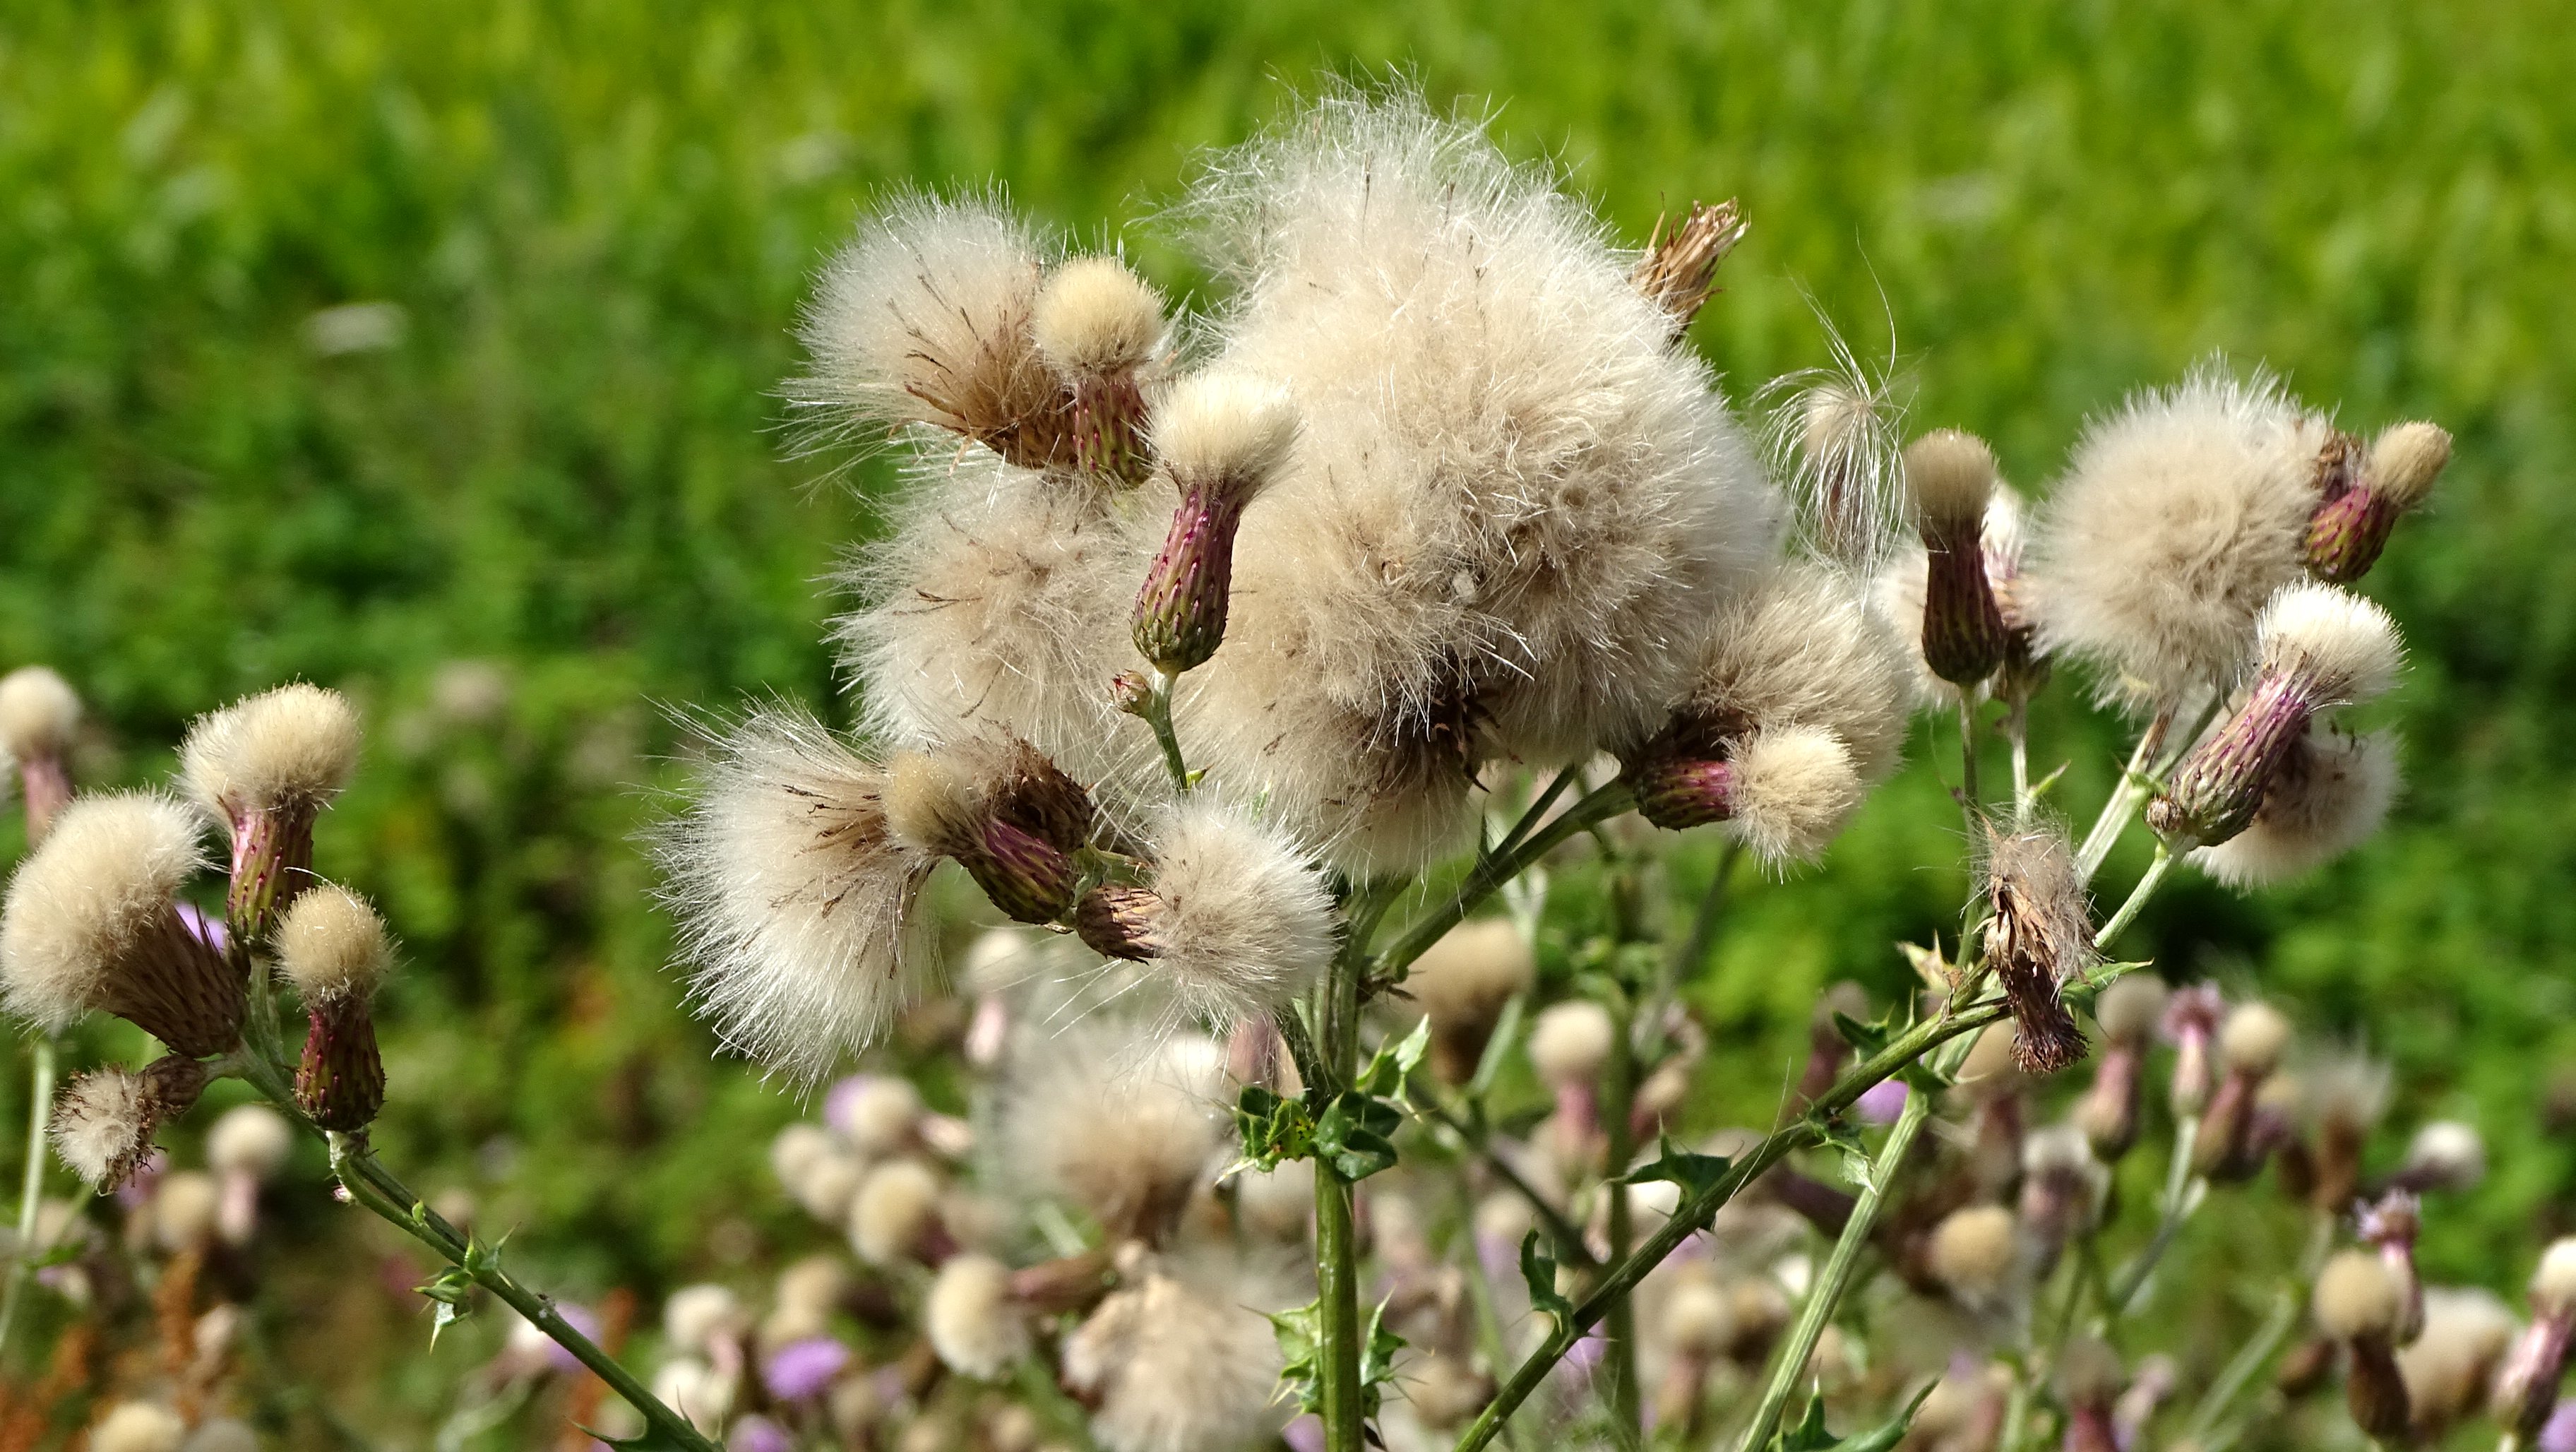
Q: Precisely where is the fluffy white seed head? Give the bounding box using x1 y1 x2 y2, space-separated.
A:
658 707 937 1086
1906 429 2000 531
92 1403 186 1452
1724 726 1865 866
793 190 1056 450
0 792 208 1030
2369 422 2451 508
1150 373 1298 499
2314 1249 2402 1339
1061 1265 1287 1452
2030 364 2333 708
2254 581 2403 703
1403 920 1534 1030
206 1105 293 1181
0 667 80 764
849 1159 941 1267
833 1076 922 1158
1528 1001 1616 1088
1928 1204 2020 1300
2397 1287 2516 1425
1133 797 1335 1028
179 684 361 820
776 1254 852 1319
273 885 392 1004
1667 563 1911 785
663 1284 746 1357
926 1252 1032 1379
2533 1238 2576 1318
1032 256 1164 379
153 1170 220 1252
2093 975 2169 1045
998 1025 1227 1245
2401 1121 2486 1191
1659 1274 1737 1359
1169 85 1783 835
1765 335 1908 567
2194 726 2398 888
2219 1001 2292 1076
52 1067 154 1187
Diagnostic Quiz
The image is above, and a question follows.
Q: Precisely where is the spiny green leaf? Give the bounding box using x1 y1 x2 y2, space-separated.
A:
592 1422 705 1452
1518 1230 1573 1329
1621 1136 1731 1200
1832 1010 1896 1057
1778 1393 1838 1451
1356 1016 1431 1097
1267 1298 1325 1415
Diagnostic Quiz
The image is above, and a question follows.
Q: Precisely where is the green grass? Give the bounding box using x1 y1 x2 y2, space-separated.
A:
3 0 2574 1429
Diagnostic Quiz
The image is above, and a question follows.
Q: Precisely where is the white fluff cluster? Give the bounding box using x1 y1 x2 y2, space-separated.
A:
90 1403 186 1452
179 683 362 820
996 1025 1229 1246
2031 365 2334 707
273 884 392 1002
1669 564 1910 785
1724 727 1866 865
658 707 938 1084
2314 1249 2403 1339
1132 797 1334 1028
1150 372 1298 498
1165 88 1782 864
0 666 80 765
51 1066 155 1187
206 1104 293 1180
0 792 206 1030
2252 581 2404 704
1032 256 1166 380
2194 725 2398 887
926 1251 1031 1378
1061 1261 1288 1452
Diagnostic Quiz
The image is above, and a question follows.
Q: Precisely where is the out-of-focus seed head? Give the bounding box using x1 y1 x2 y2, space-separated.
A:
2316 1250 2404 1340
1528 1001 1616 1090
926 1252 1032 1379
2220 1002 2292 1079
1928 1204 2020 1304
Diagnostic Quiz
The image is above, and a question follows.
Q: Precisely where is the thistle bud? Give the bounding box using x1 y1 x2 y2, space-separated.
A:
1628 725 1864 865
2304 424 2449 584
2150 584 2402 847
1109 670 1153 717
2356 1191 2424 1345
2056 1338 2125 1452
1630 199 1747 338
2314 1249 2411 1441
1907 430 2009 689
51 1054 208 1191
2161 983 2225 1118
2193 1002 2290 1181
1131 375 1296 674
0 794 242 1057
179 684 361 939
884 740 1094 926
1072 884 1167 961
2075 976 2165 1160
1981 824 2093 1076
2493 1239 2576 1439
0 667 80 843
276 885 392 1131
1032 257 1164 486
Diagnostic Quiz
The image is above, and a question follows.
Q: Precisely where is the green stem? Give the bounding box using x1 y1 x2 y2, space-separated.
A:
1446 971 2140 1452
1378 780 1634 987
1143 670 1191 793
0 1034 58 1361
1733 1052 1940 1452
2076 708 2172 881
1315 936 1368 1452
329 1136 719 1452
1958 696 1983 830
1496 765 1584 859
2105 1116 2200 1317
1600 997 1642 1443
2095 842 2174 951
1414 1097 1595 1271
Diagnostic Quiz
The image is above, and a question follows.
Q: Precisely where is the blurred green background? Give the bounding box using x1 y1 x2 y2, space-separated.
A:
2 0 2571 1429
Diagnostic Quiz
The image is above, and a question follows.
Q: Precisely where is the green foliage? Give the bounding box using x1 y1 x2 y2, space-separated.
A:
0 0 2570 1427
1269 1294 1406 1422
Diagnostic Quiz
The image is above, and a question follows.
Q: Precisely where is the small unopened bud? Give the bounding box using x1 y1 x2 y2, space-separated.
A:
1109 671 1153 718
2305 424 2449 583
2161 984 2226 1118
2056 1337 2125 1452
2195 1002 2290 1180
2315 1249 2411 1440
1907 431 2009 689
1530 1001 1614 1171
1981 824 2092 1076
1630 199 1747 338
1131 375 1296 674
1628 726 1863 864
1032 257 1164 486
2150 584 2401 847
277 885 392 1131
180 684 362 939
0 666 80 842
2075 977 2165 1160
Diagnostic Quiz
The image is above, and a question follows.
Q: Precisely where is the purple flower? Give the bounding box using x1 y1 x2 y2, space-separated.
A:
2539 1398 2576 1452
727 1415 792 1452
174 899 229 953
1282 1415 1325 1452
1856 1078 1909 1125
763 1335 852 1401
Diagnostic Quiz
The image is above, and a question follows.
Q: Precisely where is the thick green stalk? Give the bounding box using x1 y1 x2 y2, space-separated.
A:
0 1035 59 1360
1734 1067 1940 1452
1315 940 1368 1452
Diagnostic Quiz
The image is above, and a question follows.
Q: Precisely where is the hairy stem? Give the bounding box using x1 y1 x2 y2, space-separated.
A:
1142 670 1191 793
328 1137 719 1452
2077 707 2173 881
1316 936 1369 1452
0 1035 58 1360
1734 1049 1941 1452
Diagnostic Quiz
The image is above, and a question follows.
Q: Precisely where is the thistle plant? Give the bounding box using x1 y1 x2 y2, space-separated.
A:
1 83 2551 1452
